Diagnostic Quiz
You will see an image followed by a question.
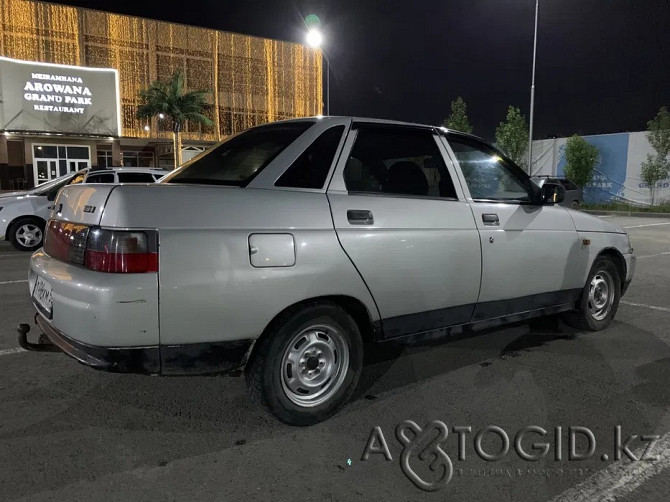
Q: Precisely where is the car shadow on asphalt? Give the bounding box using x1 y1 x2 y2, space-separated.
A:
4 317 670 501
353 315 579 401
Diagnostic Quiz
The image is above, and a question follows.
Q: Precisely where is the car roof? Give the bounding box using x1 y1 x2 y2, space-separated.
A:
272 116 487 143
531 175 571 180
114 167 168 173
88 167 167 173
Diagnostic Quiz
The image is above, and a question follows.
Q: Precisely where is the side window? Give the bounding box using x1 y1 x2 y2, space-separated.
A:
86 173 115 183
561 179 578 191
447 137 534 202
275 126 345 189
117 172 156 183
343 126 457 199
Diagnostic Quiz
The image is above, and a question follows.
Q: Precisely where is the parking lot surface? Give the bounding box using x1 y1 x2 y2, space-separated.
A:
0 215 669 501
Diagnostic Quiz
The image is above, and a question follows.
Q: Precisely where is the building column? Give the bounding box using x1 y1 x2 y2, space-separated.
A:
0 134 7 163
112 139 122 167
23 140 35 188
0 134 8 190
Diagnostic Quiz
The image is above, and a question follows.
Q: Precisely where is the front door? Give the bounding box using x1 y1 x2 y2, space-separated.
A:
442 134 584 322
327 124 482 339
34 159 58 184
33 144 90 185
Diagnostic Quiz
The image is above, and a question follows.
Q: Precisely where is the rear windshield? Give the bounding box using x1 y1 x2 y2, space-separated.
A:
164 122 313 186
31 172 76 194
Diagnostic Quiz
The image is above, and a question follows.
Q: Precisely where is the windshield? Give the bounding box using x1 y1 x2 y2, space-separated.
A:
163 121 313 186
31 172 79 195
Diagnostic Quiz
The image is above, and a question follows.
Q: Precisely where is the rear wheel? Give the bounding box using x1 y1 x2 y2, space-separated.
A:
246 302 363 426
563 256 621 331
8 217 45 251
569 200 580 210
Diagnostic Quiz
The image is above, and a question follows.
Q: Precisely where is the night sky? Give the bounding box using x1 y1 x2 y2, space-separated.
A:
52 0 670 142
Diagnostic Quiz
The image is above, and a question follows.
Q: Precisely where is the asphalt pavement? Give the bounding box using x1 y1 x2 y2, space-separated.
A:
0 215 669 501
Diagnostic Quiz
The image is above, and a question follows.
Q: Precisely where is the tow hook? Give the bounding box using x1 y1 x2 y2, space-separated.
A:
17 323 61 352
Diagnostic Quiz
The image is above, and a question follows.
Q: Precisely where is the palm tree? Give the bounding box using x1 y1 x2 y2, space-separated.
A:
137 71 213 169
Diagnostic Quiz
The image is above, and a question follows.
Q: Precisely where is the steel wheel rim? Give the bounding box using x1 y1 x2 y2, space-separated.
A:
280 324 349 408
16 224 42 248
588 270 614 321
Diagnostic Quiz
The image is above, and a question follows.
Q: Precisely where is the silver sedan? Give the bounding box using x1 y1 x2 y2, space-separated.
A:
23 117 635 425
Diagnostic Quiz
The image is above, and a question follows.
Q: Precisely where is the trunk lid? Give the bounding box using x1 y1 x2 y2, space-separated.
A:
50 184 117 225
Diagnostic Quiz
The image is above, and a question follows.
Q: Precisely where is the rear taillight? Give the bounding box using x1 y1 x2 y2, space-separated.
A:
44 220 158 273
85 228 158 273
44 220 89 265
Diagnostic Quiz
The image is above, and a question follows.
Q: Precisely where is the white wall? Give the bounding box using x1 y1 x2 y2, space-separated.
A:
624 132 670 204
531 131 669 205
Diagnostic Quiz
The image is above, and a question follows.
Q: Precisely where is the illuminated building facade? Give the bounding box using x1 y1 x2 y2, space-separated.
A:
0 0 322 188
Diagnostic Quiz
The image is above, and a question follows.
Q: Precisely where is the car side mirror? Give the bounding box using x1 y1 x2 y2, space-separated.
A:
46 191 57 201
540 182 565 205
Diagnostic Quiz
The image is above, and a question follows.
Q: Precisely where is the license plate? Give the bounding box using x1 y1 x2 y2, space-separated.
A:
32 276 53 318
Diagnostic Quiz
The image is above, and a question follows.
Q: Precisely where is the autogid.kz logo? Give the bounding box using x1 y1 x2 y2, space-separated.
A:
360 421 660 492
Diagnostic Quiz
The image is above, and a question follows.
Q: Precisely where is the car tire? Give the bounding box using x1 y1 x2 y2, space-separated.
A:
563 256 621 331
246 301 363 426
570 200 580 210
8 217 45 251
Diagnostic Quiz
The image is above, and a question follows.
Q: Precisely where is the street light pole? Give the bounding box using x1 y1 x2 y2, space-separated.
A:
527 0 539 174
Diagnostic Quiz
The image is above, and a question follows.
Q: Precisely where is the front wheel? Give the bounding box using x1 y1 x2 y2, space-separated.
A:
246 302 363 426
9 217 45 251
563 256 621 331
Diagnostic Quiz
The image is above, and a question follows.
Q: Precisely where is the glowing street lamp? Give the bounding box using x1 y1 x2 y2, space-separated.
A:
305 23 330 116
306 29 323 49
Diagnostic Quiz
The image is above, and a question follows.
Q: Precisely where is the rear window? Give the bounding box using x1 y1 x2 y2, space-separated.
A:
86 173 115 183
165 122 313 186
560 179 579 190
275 126 345 189
117 172 156 183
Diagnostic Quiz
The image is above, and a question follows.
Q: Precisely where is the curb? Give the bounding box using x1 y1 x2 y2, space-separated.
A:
582 210 670 218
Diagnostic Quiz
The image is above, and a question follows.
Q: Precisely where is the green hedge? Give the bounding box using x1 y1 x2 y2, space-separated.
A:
582 202 670 213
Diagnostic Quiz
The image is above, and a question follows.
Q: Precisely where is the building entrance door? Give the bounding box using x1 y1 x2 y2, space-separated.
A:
32 144 91 185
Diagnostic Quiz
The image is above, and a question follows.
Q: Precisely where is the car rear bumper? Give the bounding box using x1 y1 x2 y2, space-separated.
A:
29 250 161 347
33 313 161 373
21 313 255 375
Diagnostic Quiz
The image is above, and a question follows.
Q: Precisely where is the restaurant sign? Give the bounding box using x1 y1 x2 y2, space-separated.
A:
0 57 120 136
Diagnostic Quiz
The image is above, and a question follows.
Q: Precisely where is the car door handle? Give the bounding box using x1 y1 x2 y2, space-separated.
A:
347 209 374 225
482 213 499 225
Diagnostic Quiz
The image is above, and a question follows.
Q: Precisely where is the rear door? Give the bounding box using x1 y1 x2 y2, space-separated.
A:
327 123 482 339
441 134 584 321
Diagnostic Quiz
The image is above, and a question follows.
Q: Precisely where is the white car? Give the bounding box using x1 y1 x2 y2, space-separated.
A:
81 167 168 185
22 117 635 425
1 167 167 251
